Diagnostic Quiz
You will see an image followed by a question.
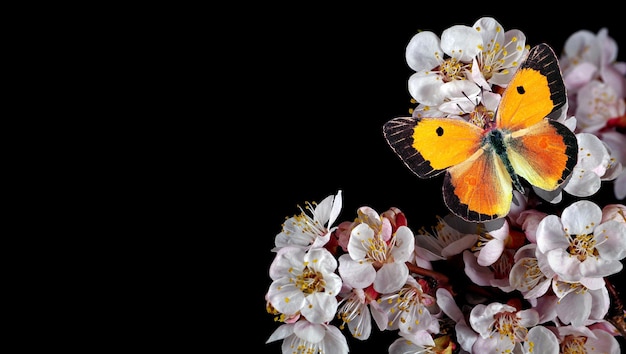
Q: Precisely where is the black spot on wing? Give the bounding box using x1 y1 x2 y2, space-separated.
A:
382 117 443 178
521 43 567 115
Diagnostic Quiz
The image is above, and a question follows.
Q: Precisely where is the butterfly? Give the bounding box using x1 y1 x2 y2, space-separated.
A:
383 43 578 222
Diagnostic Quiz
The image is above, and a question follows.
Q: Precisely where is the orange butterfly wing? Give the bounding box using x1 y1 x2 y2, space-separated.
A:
497 43 577 191
443 148 513 222
497 43 566 130
383 117 483 178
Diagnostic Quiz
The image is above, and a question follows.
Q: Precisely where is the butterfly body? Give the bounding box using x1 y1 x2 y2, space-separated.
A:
482 128 524 193
384 44 578 222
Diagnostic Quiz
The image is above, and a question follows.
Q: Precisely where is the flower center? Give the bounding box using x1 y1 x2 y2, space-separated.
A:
364 234 390 264
493 311 526 342
437 58 468 82
296 267 325 294
520 258 545 289
568 233 598 261
561 335 587 353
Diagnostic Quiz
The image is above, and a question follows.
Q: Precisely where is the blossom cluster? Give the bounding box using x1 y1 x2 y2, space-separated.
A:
265 17 626 354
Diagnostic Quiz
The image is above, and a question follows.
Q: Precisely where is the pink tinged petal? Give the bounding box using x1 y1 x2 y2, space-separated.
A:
322 273 343 297
381 217 392 242
455 322 478 352
588 320 621 336
319 325 349 354
547 249 582 282
436 288 464 323
471 335 502 353
439 79 482 102
472 17 502 45
415 240 445 261
463 250 493 286
597 28 617 63
404 331 436 347
493 335 521 353
534 295 559 324
269 279 306 315
561 200 603 235
589 287 610 320
442 234 478 257
524 278 552 300
536 215 569 254
563 29 600 65
514 244 537 261
601 64 626 98
328 190 342 227
405 31 443 71
576 134 609 171
440 25 481 62
369 301 388 332
347 304 372 340
552 280 576 299
565 135 608 196
595 221 626 260
517 309 539 327
487 220 510 241
266 323 294 343
557 324 595 338
525 326 559 354
564 166 602 197
408 71 445 106
557 291 591 327
356 206 382 229
338 254 376 289
301 293 338 324
390 226 415 262
517 210 548 244
304 248 337 274
579 276 605 290
388 333 429 353
580 257 623 278
481 91 502 113
269 246 306 280
601 132 626 168
347 223 375 260
310 233 330 249
490 277 513 292
477 238 504 266
470 57 490 88
564 62 598 92
315 193 336 227
587 328 621 354
293 320 326 343
602 204 626 224
373 262 408 294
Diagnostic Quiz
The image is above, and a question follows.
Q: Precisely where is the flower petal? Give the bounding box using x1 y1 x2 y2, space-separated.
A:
374 262 408 294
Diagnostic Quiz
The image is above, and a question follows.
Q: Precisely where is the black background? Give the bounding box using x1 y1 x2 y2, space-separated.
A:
234 7 626 353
